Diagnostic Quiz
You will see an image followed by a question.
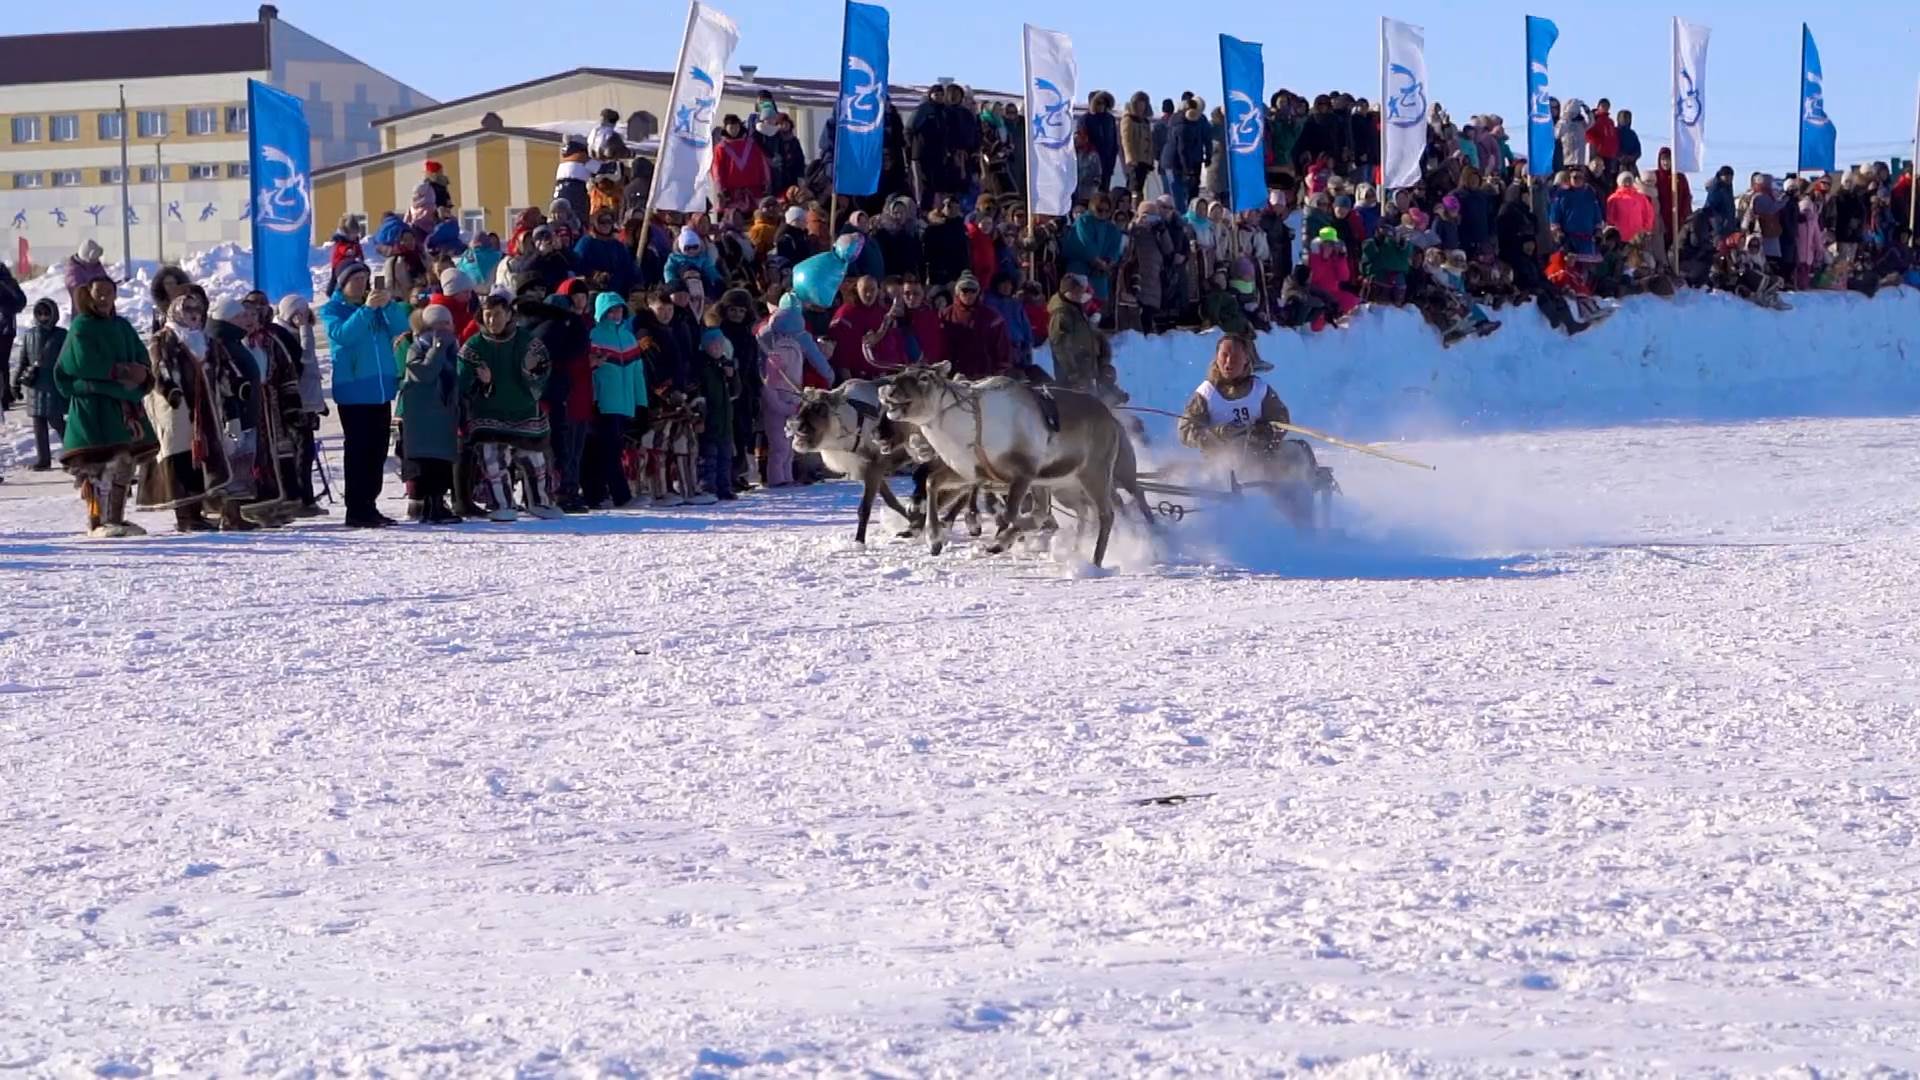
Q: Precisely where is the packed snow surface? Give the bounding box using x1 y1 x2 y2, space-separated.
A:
3 409 1919 1075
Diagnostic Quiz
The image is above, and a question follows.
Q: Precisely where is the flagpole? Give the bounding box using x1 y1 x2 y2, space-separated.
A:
1796 24 1806 177
641 1 703 246
1669 17 1681 274
1378 17 1390 207
1021 26 1035 289
828 0 849 234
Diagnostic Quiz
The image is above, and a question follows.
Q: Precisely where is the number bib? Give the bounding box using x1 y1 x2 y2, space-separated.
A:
1197 378 1268 427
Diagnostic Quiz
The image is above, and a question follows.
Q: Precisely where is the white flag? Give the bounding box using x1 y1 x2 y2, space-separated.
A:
1379 18 1427 190
1023 24 1078 217
1671 18 1710 173
651 2 740 213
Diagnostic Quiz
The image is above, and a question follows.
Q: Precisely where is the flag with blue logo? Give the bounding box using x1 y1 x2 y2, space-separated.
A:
1218 35 1267 214
833 2 890 196
1379 17 1427 190
1524 16 1558 177
246 79 312 304
1023 24 1078 217
652 2 740 212
1671 17 1710 173
1798 24 1835 173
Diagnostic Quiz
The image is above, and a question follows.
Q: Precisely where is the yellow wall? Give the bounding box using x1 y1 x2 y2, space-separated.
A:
475 135 510 214
314 173 346 238
2 102 248 151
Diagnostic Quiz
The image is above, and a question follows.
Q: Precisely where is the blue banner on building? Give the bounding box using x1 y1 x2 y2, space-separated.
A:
1219 34 1267 214
833 1 890 197
246 80 312 304
1799 24 1836 173
1525 16 1558 177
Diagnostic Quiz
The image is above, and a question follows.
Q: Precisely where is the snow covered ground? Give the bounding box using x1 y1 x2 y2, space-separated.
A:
3 407 1919 1075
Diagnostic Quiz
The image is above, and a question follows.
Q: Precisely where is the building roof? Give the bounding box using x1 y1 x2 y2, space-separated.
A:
312 124 566 179
0 20 270 87
376 66 1017 129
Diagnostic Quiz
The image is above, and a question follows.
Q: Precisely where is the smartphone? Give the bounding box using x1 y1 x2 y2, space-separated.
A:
372 274 387 291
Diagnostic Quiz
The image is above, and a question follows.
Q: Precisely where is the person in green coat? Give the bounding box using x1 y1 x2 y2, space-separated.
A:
55 258 158 537
458 293 559 522
399 304 464 524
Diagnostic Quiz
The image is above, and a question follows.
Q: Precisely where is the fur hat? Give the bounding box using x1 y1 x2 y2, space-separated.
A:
275 295 311 322
64 253 113 292
440 267 475 295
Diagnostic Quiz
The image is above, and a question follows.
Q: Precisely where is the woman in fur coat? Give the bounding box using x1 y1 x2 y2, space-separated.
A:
138 293 233 530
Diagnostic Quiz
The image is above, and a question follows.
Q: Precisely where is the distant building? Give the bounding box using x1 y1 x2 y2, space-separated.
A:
0 5 433 268
315 67 1015 243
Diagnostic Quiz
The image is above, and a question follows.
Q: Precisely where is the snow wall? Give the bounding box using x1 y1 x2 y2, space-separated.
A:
1075 290 1920 439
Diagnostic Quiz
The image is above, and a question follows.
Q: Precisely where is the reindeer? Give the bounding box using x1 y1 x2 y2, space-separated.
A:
785 380 918 544
879 364 1151 567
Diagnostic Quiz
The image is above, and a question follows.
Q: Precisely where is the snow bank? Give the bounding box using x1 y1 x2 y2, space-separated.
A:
20 242 334 330
1093 289 1920 437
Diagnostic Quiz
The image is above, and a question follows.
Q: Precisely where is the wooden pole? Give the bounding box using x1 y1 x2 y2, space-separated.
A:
1021 32 1037 292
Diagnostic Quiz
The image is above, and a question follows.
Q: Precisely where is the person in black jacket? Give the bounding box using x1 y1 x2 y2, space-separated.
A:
714 288 763 491
921 196 970 287
757 112 809 196
0 260 24 414
908 89 952 211
1079 91 1120 193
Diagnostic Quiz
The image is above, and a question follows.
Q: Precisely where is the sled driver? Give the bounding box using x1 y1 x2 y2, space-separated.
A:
1177 335 1293 451
1177 335 1323 526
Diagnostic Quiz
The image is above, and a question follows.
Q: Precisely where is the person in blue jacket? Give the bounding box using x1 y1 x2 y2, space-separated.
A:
319 260 411 528
1059 197 1125 308
1548 166 1605 258
572 210 636 298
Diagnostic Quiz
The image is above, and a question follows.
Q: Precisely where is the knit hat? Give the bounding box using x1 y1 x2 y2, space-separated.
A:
421 303 454 329
1441 195 1461 213
333 259 371 288
678 226 704 252
440 268 475 295
784 205 807 226
211 297 246 322
275 295 310 322
701 327 734 358
530 225 555 244
424 160 444 175
955 270 981 292
665 275 690 295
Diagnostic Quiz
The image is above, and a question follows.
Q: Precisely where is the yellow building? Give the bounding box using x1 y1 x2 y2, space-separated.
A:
313 119 565 243
0 5 431 268
314 66 1016 241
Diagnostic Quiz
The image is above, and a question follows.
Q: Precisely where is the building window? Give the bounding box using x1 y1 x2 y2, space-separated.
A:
187 163 219 181
136 110 168 138
49 115 79 143
51 169 81 188
99 167 125 184
186 108 218 136
99 112 124 140
343 102 379 144
13 173 44 189
461 209 486 239
138 165 168 183
11 117 40 144
225 106 248 134
227 162 249 179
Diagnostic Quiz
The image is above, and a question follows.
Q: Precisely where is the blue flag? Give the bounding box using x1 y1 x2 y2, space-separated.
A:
1525 16 1558 177
1799 24 1836 173
246 80 312 304
1219 35 1267 214
833 1 890 197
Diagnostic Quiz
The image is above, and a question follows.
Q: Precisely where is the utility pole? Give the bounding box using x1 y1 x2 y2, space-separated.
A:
153 140 164 266
117 85 132 270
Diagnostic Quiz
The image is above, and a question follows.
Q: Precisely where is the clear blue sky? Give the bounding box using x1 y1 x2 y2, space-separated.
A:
17 1 1920 175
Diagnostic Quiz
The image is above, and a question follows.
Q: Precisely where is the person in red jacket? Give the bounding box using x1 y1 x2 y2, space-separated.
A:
964 210 999 286
827 275 910 381
1586 100 1621 184
900 277 947 367
710 114 772 212
1653 147 1694 239
940 271 1011 379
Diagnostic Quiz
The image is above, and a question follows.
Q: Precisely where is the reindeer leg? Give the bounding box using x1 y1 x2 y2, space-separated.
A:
987 477 1032 555
965 489 982 538
854 475 878 545
924 470 947 557
900 464 931 537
